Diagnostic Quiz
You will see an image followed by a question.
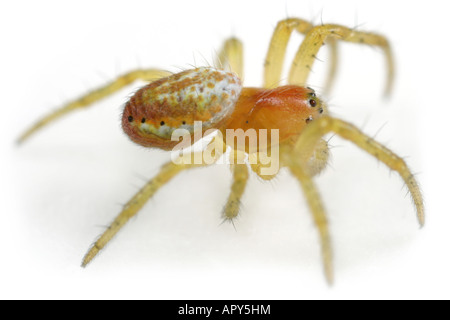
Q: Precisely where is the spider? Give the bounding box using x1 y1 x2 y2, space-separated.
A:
18 18 424 284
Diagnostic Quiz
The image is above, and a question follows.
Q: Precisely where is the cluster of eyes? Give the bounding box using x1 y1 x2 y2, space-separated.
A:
306 91 323 123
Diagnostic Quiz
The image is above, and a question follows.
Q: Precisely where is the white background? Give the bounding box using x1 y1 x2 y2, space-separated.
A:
1 0 448 299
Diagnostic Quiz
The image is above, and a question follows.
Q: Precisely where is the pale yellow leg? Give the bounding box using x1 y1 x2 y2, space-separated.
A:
285 154 333 284
322 39 338 95
263 18 339 93
294 116 424 226
305 138 330 176
248 150 279 181
288 24 394 96
222 163 249 221
281 137 330 176
82 151 216 267
216 37 244 79
17 69 171 144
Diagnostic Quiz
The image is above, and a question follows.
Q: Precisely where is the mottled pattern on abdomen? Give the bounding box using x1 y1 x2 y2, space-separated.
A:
122 67 242 149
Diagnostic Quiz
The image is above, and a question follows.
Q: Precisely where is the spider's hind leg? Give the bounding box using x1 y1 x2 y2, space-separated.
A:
17 68 170 144
215 37 244 78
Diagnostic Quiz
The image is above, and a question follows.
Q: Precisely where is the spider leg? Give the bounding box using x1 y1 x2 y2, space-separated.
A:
287 24 394 96
216 37 244 78
17 69 170 144
82 151 217 267
263 18 338 93
285 157 333 284
281 137 330 176
294 115 424 226
222 162 249 221
304 138 330 176
322 39 338 95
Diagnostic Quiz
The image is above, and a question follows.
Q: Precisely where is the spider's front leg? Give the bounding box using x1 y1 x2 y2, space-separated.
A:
282 116 423 284
17 69 170 144
282 137 330 177
293 115 424 226
279 140 333 283
288 23 394 96
264 18 339 93
286 158 334 284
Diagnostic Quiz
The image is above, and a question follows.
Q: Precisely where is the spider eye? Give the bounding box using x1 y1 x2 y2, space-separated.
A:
309 99 317 107
306 115 313 123
128 115 133 122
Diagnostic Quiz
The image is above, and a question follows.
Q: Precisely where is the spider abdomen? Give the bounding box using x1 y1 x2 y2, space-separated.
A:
122 67 242 150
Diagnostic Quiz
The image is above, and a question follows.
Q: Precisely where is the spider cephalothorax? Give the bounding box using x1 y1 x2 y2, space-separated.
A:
18 18 423 284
